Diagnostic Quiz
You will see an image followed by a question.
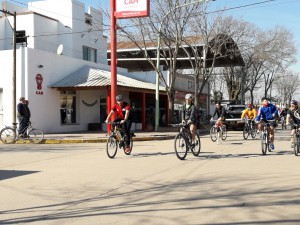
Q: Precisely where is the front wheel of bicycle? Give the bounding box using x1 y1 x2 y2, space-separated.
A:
294 133 300 156
191 133 201 156
210 127 217 142
0 127 16 144
174 133 188 160
221 126 227 140
28 129 44 144
106 135 118 159
251 127 257 139
123 134 133 155
261 132 268 155
243 125 249 140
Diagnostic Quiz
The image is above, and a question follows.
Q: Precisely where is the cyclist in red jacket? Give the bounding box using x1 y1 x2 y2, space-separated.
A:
105 95 132 153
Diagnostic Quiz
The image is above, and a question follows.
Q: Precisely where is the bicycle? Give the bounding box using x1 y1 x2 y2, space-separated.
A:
210 120 227 145
260 120 275 155
243 119 257 140
173 121 201 160
292 124 300 156
106 121 134 159
0 121 44 144
281 116 287 130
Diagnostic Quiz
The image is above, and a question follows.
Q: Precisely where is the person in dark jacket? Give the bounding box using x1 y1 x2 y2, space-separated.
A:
17 97 31 137
210 100 226 128
181 93 197 146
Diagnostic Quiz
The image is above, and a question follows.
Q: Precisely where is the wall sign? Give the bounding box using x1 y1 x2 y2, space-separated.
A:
35 74 43 95
115 0 150 19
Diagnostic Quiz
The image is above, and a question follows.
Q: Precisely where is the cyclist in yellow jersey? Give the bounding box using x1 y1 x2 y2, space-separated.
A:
241 103 257 127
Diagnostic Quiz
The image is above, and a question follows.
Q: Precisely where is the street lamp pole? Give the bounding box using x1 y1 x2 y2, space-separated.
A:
155 0 212 131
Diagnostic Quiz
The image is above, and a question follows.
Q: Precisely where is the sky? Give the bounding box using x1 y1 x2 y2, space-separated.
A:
2 0 300 72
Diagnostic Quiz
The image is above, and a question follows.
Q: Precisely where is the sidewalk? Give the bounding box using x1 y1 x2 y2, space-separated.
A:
6 128 210 144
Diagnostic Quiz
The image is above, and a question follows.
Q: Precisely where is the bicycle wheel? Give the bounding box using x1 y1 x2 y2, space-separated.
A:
174 133 188 160
106 135 118 159
294 133 300 156
243 125 249 140
0 127 16 144
28 129 44 144
123 134 133 155
221 126 227 140
191 133 201 156
261 132 268 155
251 127 257 139
210 127 217 142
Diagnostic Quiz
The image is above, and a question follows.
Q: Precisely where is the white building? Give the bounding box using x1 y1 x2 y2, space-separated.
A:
0 0 212 133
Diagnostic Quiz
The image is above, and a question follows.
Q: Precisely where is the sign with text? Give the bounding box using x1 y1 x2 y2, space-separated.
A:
115 0 150 19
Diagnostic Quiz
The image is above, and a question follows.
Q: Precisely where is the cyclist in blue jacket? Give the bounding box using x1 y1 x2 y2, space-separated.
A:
256 97 278 151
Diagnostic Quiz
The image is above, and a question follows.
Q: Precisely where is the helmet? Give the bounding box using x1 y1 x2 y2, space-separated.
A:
185 93 193 100
247 103 252 108
116 95 123 101
291 100 298 105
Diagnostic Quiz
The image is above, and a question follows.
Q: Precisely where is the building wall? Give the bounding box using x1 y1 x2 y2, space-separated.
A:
0 0 107 63
0 47 112 132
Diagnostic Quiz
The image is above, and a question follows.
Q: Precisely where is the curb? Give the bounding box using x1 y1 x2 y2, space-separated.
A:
0 135 176 144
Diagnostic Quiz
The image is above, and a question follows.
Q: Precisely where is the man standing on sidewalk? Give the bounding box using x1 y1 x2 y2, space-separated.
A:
17 97 31 137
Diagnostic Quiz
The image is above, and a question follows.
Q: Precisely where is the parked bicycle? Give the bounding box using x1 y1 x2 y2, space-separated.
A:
0 121 44 144
173 121 201 160
210 120 227 144
106 121 134 159
260 120 275 155
243 119 257 140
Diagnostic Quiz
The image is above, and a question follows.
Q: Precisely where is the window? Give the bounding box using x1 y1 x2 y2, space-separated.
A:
60 90 76 125
83 46 97 63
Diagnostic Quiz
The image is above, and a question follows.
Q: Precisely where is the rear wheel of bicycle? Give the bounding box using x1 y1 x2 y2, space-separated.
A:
106 135 118 158
261 132 268 155
210 127 217 142
221 126 227 140
243 125 249 140
174 133 188 160
0 127 16 144
191 133 201 156
28 129 44 144
294 133 299 156
123 134 133 155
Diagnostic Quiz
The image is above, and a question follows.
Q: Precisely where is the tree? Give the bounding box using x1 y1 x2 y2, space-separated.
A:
111 0 211 122
274 71 300 106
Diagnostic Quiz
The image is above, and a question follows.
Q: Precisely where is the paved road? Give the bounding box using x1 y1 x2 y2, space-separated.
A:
1 129 300 224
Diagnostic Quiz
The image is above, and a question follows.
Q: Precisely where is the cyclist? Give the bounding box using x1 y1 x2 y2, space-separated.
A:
210 100 226 128
286 100 300 148
241 103 257 128
105 95 132 153
181 93 197 146
280 106 288 125
255 97 278 151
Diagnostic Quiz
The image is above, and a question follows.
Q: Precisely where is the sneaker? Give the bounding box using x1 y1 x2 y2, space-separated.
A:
125 146 131 154
269 143 275 151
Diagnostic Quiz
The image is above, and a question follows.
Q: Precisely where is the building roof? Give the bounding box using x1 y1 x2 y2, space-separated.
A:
107 34 245 72
50 65 166 91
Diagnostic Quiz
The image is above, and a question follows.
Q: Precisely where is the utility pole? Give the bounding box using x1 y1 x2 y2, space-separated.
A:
1 10 17 123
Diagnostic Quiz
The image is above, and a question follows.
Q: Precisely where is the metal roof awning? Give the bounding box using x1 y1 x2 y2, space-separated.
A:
50 65 166 92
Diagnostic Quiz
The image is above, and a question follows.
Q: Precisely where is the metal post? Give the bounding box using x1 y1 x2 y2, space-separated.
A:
155 0 210 131
12 12 16 124
109 0 117 134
